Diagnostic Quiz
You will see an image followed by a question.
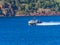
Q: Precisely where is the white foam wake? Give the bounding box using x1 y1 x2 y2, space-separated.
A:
36 22 60 26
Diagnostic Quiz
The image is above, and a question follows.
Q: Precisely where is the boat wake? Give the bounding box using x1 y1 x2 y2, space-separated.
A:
36 22 60 26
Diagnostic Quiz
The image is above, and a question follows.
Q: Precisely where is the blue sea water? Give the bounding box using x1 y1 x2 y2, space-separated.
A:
0 16 60 45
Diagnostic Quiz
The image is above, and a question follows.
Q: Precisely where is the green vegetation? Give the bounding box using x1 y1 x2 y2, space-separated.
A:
56 0 60 2
0 0 60 15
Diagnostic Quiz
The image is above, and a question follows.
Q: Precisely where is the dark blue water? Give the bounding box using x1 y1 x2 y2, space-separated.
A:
0 16 60 45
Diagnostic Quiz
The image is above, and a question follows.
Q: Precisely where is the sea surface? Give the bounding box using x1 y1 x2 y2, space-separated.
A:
0 16 60 45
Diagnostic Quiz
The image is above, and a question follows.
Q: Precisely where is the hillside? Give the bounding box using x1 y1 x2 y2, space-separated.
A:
56 0 60 2
0 0 60 16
